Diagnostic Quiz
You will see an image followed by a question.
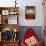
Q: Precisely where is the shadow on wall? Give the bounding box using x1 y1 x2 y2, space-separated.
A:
18 26 44 44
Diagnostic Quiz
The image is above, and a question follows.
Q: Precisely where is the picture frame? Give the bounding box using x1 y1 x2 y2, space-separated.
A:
25 6 36 19
9 10 18 15
2 10 9 15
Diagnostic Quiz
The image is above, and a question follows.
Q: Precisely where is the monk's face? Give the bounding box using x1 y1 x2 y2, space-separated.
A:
25 36 38 46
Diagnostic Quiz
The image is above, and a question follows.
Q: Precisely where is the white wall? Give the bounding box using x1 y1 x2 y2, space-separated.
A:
18 0 43 26
0 0 43 26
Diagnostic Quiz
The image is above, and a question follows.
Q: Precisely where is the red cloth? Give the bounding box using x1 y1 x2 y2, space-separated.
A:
21 28 41 46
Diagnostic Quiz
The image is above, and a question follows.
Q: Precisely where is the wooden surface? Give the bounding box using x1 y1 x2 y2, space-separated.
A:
0 7 20 46
0 7 19 11
0 7 19 24
0 24 20 32
0 7 20 32
0 41 19 46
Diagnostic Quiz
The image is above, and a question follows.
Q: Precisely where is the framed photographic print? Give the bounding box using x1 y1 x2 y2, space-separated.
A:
9 10 18 15
25 6 36 19
9 10 15 15
10 11 15 15
2 10 9 15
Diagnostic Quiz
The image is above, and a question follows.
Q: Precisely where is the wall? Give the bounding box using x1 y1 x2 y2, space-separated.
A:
0 0 43 26
18 0 43 26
